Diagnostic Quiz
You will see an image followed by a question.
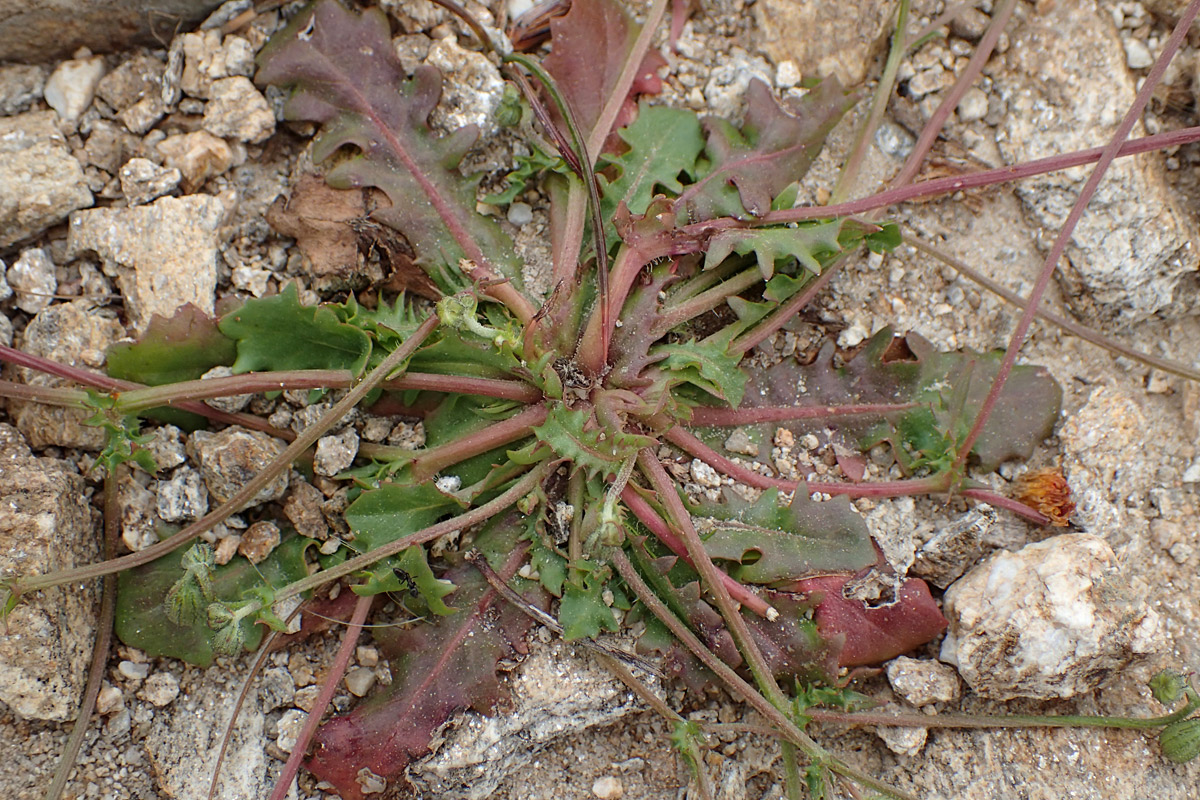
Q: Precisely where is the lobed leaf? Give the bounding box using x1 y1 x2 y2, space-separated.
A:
600 103 705 235
533 404 655 478
256 0 521 294
679 78 852 221
219 283 371 374
703 220 845 279
742 329 1062 472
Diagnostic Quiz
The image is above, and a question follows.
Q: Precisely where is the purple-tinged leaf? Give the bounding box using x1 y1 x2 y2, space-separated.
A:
106 303 235 386
677 78 852 220
307 533 544 798
256 0 521 293
786 574 948 667
543 0 666 149
743 329 1062 472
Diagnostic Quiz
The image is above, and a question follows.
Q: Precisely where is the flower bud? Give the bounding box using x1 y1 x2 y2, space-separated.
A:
1159 718 1200 764
1150 671 1187 705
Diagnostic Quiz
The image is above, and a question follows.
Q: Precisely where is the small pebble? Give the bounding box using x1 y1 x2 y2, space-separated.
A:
96 683 124 715
293 685 321 712
592 776 624 799
356 646 379 668
507 201 533 226
139 672 180 707
344 667 377 697
238 520 281 564
1124 38 1153 70
118 660 150 681
723 429 759 457
276 708 308 753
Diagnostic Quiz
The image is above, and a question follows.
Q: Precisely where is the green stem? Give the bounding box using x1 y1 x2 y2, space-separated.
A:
0 381 89 408
268 460 555 606
610 548 917 800
806 694 1200 731
637 451 786 704
0 344 288 439
9 316 440 595
830 0 911 205
652 267 762 336
620 486 774 618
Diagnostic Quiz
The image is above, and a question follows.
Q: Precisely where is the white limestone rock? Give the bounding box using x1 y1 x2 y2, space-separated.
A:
940 533 1164 700
0 111 93 248
67 194 228 331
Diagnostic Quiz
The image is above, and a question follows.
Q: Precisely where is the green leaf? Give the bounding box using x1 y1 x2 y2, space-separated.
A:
219 283 371 374
115 535 310 666
107 303 236 385
484 144 565 206
344 481 465 554
559 563 620 640
529 538 567 596
257 1 522 294
651 329 748 406
353 545 457 615
704 220 844 279
690 489 877 584
533 405 655 478
600 104 705 229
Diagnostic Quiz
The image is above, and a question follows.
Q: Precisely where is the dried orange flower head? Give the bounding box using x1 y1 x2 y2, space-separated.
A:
1014 467 1075 527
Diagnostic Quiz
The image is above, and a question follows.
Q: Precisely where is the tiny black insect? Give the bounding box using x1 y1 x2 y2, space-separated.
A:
392 567 420 597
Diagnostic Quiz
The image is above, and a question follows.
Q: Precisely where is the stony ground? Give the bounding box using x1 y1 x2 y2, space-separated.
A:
2 1 1200 799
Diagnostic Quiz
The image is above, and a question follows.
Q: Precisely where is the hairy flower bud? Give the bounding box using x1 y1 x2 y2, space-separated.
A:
1160 718 1200 764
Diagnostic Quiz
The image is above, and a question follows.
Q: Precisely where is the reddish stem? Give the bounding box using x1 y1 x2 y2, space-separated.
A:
706 125 1200 229
620 486 774 618
406 404 548 481
954 0 1200 468
889 0 1018 189
663 424 948 498
689 402 916 427
731 258 843 355
267 593 373 800
961 488 1050 526
0 344 291 439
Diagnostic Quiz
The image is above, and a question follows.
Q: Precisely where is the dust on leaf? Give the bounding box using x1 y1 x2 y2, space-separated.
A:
114 535 309 667
306 529 544 799
690 489 877 584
